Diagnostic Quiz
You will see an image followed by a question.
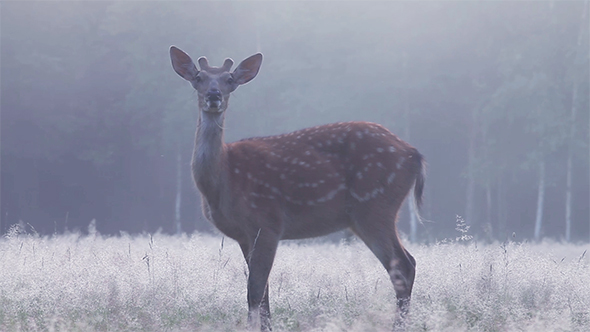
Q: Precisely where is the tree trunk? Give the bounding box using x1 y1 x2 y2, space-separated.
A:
402 51 419 243
407 197 418 242
534 160 546 241
497 174 507 239
565 153 573 242
565 80 577 242
465 109 478 228
565 0 587 242
175 146 182 235
485 180 493 241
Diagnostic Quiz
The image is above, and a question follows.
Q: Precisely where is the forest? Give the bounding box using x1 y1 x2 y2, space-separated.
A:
1 1 589 242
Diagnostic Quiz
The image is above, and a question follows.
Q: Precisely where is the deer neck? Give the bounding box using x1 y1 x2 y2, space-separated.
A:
192 109 227 200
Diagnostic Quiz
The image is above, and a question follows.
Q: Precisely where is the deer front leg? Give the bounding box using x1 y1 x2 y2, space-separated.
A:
240 230 279 331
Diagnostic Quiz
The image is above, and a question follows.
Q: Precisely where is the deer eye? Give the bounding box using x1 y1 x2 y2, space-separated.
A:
194 76 202 83
227 76 234 84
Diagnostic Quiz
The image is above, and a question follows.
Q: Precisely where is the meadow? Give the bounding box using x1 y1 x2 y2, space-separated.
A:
0 225 589 332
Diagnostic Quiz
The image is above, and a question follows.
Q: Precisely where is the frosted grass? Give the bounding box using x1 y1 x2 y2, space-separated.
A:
0 230 588 331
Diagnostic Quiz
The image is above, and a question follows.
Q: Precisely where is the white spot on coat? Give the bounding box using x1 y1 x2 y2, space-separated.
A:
397 157 406 169
387 172 396 184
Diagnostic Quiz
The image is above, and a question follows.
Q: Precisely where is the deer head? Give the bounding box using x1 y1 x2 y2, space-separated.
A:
170 46 262 113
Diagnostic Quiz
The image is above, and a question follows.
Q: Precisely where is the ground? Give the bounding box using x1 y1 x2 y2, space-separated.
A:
0 227 589 331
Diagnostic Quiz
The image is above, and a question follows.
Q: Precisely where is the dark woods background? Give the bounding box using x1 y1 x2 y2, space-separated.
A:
1 1 589 242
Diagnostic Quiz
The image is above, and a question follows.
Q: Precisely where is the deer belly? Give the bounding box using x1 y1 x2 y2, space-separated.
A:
281 203 351 239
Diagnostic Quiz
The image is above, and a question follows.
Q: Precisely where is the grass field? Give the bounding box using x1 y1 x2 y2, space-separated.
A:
1 226 589 332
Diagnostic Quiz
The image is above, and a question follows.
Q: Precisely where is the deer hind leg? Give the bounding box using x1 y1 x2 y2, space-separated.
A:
350 208 416 326
239 231 279 331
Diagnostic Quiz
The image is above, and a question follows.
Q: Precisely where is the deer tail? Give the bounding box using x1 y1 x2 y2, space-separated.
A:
412 151 426 211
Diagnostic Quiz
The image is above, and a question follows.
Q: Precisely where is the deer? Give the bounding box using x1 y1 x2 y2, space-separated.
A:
169 46 425 331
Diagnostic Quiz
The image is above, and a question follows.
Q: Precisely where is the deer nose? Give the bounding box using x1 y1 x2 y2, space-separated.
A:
207 89 222 101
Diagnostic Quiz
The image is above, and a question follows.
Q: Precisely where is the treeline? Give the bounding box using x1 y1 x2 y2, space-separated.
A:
1 1 588 241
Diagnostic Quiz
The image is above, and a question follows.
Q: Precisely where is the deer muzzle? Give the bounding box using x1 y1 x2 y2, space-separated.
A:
206 89 223 111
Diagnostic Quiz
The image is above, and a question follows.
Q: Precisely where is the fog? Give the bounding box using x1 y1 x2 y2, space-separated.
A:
1 1 588 242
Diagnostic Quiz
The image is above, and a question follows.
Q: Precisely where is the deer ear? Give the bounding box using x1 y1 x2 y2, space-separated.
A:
170 46 199 81
232 53 262 85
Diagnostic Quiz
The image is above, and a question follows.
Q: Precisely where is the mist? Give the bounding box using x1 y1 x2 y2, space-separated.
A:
1 1 588 242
